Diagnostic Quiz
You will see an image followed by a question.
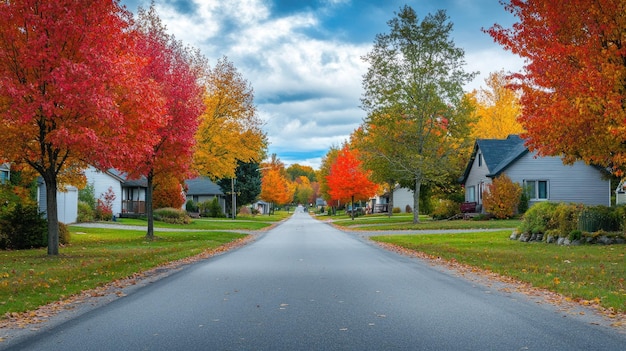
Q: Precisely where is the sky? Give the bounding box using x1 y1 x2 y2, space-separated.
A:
120 0 525 170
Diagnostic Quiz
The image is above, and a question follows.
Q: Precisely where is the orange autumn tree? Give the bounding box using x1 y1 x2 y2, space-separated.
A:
260 169 292 214
486 0 626 173
326 146 378 220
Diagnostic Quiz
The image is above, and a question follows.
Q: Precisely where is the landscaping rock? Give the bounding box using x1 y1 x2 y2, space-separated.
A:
519 233 530 242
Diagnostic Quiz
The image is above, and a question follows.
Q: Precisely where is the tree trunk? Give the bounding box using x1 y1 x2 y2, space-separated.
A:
387 180 395 218
413 177 421 224
44 173 60 255
351 195 355 220
146 174 154 240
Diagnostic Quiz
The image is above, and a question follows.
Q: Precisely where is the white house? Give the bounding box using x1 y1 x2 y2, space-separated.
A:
37 179 78 224
369 185 414 213
84 167 147 217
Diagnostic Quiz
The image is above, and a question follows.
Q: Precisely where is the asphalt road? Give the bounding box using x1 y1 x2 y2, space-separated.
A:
4 207 626 350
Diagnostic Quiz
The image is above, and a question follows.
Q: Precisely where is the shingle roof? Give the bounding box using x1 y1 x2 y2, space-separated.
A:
459 135 527 183
107 168 148 188
184 177 224 196
476 135 527 177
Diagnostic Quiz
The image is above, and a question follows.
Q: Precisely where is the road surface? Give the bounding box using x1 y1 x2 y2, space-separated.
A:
3 207 625 350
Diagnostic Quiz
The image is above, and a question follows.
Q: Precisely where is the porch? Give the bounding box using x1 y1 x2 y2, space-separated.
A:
121 200 146 217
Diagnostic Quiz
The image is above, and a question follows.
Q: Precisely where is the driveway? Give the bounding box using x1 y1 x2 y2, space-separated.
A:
3 207 625 350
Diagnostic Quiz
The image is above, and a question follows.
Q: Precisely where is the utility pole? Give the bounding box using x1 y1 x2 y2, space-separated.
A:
231 177 236 220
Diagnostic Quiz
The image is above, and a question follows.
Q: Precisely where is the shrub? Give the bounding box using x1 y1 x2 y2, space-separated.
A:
78 183 96 210
153 207 191 224
185 200 198 212
0 203 47 250
392 207 401 214
520 201 558 234
569 229 582 242
207 197 225 218
58 222 71 245
77 201 95 223
405 204 412 213
431 199 460 220
518 189 530 214
95 187 115 221
482 175 522 219
613 205 626 232
238 206 252 217
553 203 582 237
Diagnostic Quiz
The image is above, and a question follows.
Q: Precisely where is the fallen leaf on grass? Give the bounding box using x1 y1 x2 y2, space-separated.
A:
0 236 257 331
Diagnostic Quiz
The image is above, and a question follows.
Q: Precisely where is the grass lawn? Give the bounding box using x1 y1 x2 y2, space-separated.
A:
0 227 246 317
323 213 521 231
371 231 626 313
107 210 292 231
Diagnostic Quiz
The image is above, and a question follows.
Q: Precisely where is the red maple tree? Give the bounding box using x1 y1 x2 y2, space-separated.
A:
132 5 205 239
326 146 378 219
486 0 626 173
0 0 166 254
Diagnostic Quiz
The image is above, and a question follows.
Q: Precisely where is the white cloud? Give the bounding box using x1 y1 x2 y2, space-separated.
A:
138 0 525 169
464 48 526 92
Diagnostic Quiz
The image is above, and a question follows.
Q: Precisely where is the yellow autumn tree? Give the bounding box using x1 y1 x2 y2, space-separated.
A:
469 70 524 139
294 175 314 205
194 56 267 180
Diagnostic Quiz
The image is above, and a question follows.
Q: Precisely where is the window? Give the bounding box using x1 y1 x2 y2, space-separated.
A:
524 180 548 200
467 186 476 202
478 153 482 167
0 170 8 184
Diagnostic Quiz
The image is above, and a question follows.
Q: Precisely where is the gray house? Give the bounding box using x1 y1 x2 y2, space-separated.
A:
460 135 611 212
184 177 226 213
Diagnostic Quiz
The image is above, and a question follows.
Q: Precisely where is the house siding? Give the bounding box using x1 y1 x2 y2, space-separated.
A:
84 167 123 216
504 152 610 206
37 182 78 224
464 151 492 205
393 187 414 213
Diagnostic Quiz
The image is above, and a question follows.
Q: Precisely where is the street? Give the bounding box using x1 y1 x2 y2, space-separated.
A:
4 206 626 350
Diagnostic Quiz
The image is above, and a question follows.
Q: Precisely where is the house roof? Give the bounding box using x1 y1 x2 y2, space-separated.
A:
459 135 527 183
107 168 148 188
184 177 224 196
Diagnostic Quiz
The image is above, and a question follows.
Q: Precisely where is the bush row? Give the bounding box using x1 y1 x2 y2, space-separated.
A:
153 207 191 224
517 202 626 243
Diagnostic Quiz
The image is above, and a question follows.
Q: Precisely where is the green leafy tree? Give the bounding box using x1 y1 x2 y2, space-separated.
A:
218 161 262 216
360 6 476 223
318 146 341 207
286 164 317 182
